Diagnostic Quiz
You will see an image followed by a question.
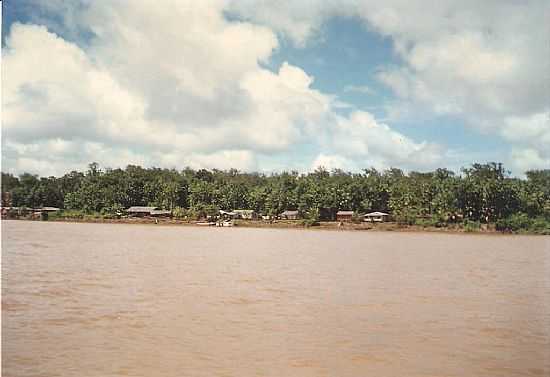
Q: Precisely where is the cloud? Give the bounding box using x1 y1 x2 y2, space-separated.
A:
7 1 545 176
229 0 550 170
327 111 445 170
3 0 447 176
510 148 550 173
311 154 354 171
226 0 346 47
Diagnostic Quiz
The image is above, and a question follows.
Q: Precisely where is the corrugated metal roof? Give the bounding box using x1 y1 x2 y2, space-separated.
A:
150 210 172 215
337 211 354 215
281 210 299 215
364 211 389 216
39 207 61 212
127 206 158 212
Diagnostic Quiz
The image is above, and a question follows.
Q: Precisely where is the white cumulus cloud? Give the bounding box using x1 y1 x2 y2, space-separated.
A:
9 0 544 176
229 0 550 172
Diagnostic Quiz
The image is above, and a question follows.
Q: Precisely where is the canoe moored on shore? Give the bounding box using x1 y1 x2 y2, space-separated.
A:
196 222 216 226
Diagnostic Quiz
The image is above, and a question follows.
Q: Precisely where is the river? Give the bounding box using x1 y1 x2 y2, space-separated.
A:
2 220 549 376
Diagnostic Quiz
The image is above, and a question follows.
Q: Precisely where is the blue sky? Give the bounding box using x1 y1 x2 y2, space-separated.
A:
267 17 510 154
2 1 549 176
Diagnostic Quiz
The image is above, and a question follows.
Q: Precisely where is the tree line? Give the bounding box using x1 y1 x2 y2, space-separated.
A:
2 162 549 232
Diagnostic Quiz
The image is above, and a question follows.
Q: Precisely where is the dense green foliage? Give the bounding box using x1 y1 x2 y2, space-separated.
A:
2 162 549 233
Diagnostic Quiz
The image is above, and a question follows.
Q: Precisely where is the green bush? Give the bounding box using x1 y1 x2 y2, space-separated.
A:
496 213 531 232
351 212 363 224
463 219 481 232
59 209 86 219
47 211 63 221
531 218 550 234
496 213 550 234
414 215 447 228
301 218 320 227
173 206 190 219
395 210 417 226
302 208 320 227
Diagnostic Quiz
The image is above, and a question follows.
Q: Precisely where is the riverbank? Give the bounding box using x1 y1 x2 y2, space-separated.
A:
4 216 546 235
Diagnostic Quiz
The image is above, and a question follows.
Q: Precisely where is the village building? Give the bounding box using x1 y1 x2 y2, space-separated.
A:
318 207 335 221
2 192 12 208
364 211 389 222
233 209 258 220
127 206 158 217
280 210 300 220
150 209 172 217
39 207 61 212
1 206 26 219
31 206 61 220
219 210 238 219
336 210 354 221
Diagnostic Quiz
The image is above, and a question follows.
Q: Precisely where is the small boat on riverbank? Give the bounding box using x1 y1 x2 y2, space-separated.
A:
216 220 234 227
196 221 216 226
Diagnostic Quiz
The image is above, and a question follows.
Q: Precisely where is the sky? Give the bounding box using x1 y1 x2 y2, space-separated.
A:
2 0 549 176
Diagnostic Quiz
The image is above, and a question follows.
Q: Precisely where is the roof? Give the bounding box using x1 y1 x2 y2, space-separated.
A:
233 209 256 213
337 211 354 215
364 211 389 216
220 210 237 215
281 210 299 215
127 206 158 213
38 207 61 212
150 210 172 215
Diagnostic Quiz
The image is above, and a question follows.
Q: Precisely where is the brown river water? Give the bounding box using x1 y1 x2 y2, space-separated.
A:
2 220 549 376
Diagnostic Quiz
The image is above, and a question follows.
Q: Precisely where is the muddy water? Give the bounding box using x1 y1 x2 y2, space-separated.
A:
2 220 549 376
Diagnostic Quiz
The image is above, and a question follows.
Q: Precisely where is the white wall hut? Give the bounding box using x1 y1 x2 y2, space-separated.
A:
280 210 300 220
364 211 389 222
127 206 158 217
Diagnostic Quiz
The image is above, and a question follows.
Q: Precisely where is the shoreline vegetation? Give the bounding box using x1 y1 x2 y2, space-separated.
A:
2 162 549 235
3 216 543 236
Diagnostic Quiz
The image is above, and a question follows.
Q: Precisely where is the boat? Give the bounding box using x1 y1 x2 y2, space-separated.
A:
216 220 234 227
196 221 215 226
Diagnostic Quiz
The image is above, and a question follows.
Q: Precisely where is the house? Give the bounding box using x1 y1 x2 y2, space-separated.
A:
280 210 300 220
150 209 172 217
336 210 354 221
31 207 60 221
364 211 389 222
319 207 335 221
39 207 61 212
1 192 12 208
219 210 238 220
233 209 258 220
1 206 19 219
127 206 158 217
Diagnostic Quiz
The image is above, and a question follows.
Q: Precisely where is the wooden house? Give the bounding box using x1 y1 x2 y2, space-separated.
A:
127 206 158 217
336 210 354 221
150 209 172 217
280 210 300 220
